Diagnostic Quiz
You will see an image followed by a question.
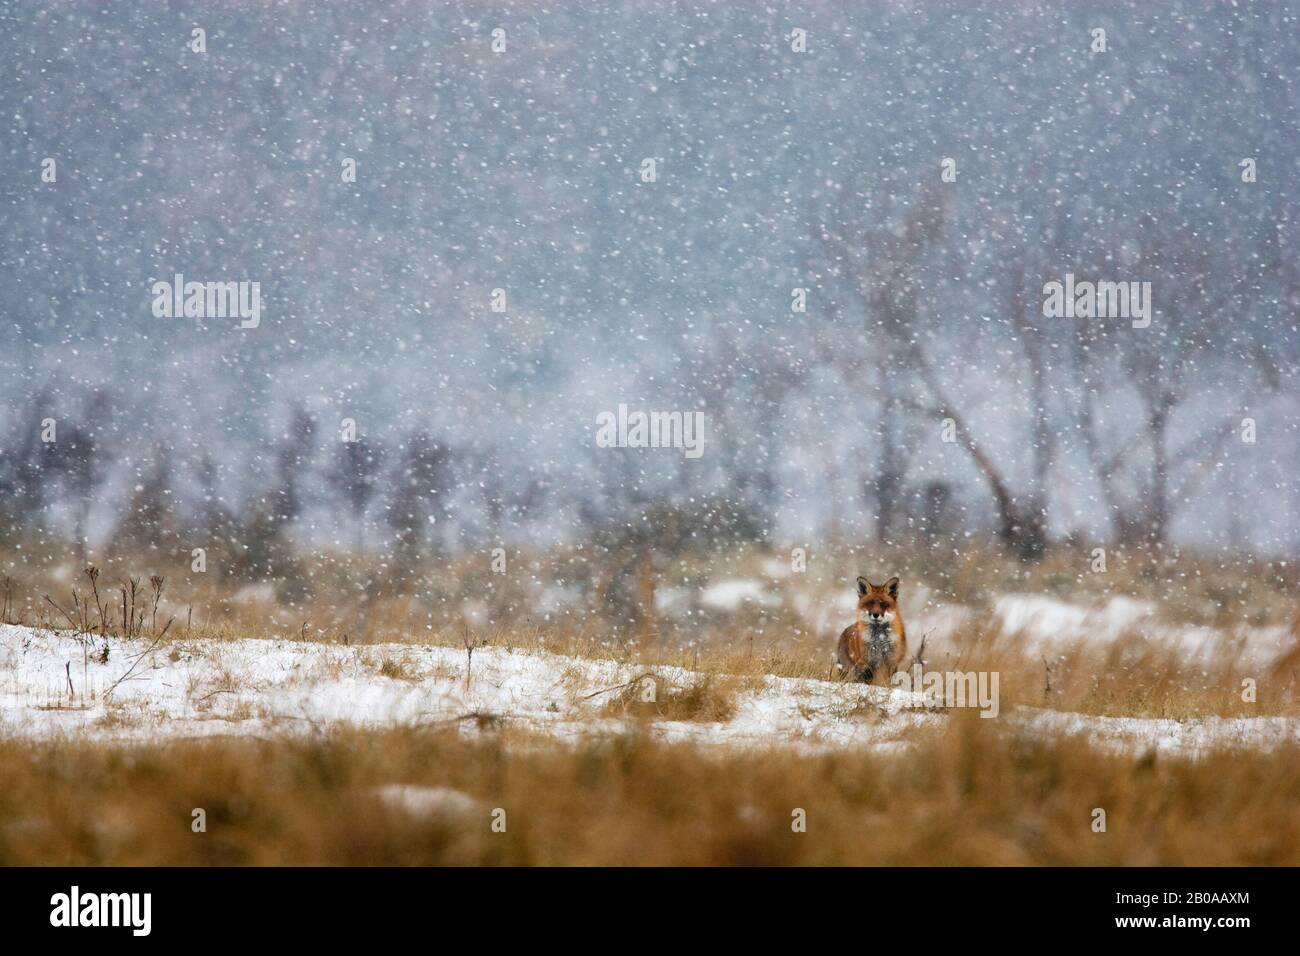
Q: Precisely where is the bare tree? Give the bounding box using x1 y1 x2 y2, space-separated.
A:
1066 217 1279 546
230 407 316 587
820 182 1050 557
113 451 180 555
816 181 943 538
192 453 237 554
386 430 453 583
0 390 55 535
46 422 108 560
268 404 317 535
327 437 386 553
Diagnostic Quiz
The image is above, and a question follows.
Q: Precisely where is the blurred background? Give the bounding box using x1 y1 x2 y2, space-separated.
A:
0 1 1296 633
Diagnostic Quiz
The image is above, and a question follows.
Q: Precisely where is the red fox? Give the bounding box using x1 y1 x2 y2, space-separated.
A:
837 576 907 683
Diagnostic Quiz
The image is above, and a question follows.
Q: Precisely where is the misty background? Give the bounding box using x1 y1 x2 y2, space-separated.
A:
2 0 1297 566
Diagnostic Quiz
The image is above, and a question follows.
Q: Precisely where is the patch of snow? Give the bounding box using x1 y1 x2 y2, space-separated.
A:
699 578 775 611
231 583 277 605
536 584 582 614
996 594 1156 637
992 593 1286 664
653 586 691 614
370 784 481 819
0 625 1294 757
460 599 488 625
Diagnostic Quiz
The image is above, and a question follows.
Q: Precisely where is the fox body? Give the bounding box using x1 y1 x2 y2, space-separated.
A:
837 576 906 683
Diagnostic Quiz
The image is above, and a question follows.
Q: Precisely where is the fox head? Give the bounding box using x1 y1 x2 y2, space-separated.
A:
856 576 900 627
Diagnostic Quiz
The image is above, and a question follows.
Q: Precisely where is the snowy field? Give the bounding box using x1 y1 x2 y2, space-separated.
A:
698 576 1294 668
2 619 1296 756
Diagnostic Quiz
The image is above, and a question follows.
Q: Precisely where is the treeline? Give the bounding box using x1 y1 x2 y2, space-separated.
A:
0 390 774 595
804 184 1293 559
0 394 452 589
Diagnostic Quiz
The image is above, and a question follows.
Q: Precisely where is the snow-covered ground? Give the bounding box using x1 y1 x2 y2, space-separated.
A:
0 624 937 750
1 623 1296 756
671 576 1292 667
990 593 1292 663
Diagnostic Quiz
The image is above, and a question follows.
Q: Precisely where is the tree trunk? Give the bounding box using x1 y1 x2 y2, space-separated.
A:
1145 403 1170 545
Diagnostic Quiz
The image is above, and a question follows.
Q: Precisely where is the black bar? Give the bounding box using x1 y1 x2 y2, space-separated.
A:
0 867 1280 942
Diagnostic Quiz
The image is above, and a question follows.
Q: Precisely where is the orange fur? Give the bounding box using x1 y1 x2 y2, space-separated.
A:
836 576 907 683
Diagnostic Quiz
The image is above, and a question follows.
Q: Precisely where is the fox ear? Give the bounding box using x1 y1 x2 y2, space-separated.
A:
885 576 900 598
857 576 870 596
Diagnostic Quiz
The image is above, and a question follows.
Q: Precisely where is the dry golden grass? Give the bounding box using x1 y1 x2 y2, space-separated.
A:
915 617 1300 719
1 715 1298 865
4 535 1294 637
3 539 1295 867
600 671 740 722
369 617 1300 720
13 606 1300 721
4 539 1298 721
376 656 419 681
